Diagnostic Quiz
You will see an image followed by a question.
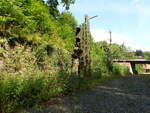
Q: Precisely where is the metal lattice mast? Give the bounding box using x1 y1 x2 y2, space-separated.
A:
72 15 92 75
71 15 91 75
84 15 91 73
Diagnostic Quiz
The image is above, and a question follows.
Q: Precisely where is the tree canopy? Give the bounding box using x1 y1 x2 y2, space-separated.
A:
42 0 75 16
0 0 77 72
0 0 77 46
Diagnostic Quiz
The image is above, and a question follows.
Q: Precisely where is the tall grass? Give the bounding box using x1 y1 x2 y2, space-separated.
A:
0 71 68 113
0 70 123 113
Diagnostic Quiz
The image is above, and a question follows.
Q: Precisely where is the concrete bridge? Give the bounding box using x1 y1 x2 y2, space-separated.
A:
113 59 150 74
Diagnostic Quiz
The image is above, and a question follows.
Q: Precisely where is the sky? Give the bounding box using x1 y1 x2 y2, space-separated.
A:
61 0 150 51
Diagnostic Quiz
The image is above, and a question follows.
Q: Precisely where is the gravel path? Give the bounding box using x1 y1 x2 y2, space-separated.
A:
27 75 150 113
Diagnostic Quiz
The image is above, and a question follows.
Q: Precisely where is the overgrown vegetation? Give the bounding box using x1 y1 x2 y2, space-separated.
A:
0 0 134 113
112 63 131 76
143 51 150 59
136 64 145 74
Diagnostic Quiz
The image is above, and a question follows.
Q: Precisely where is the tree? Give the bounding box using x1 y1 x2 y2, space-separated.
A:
91 41 112 74
56 12 77 52
44 0 75 17
46 0 75 9
0 0 54 38
91 41 135 75
143 51 150 59
0 0 77 71
136 50 143 57
111 43 135 60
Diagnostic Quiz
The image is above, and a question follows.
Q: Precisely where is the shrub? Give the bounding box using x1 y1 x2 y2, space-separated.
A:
112 63 131 76
136 64 144 74
0 71 69 113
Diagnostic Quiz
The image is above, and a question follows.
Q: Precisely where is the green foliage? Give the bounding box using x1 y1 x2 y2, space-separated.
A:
111 43 135 60
47 0 75 10
143 51 150 59
0 72 65 113
0 70 118 113
59 12 77 29
0 40 133 113
112 63 131 76
57 12 77 51
60 0 75 9
91 41 134 78
136 64 144 74
91 41 110 75
0 0 77 50
0 0 77 71
46 0 75 16
0 45 38 75
0 0 55 42
0 0 136 112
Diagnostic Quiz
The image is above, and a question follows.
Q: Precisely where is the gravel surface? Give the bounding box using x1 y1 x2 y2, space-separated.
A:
26 75 150 113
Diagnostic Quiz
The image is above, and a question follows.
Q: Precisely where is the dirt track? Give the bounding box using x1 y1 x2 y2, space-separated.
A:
26 75 150 113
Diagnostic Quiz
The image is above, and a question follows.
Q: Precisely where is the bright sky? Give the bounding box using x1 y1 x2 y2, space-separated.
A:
66 0 150 51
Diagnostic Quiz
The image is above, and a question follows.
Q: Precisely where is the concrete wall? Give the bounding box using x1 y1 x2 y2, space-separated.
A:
141 64 150 73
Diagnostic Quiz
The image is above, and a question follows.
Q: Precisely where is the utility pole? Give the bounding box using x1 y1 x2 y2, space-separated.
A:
109 30 112 45
108 30 113 71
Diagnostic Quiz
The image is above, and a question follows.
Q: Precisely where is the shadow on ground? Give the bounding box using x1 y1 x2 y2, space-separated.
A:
23 76 150 113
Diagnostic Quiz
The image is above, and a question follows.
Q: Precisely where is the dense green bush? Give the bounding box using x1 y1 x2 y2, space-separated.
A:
91 41 111 76
0 72 71 113
0 71 108 113
136 64 144 74
112 63 131 76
